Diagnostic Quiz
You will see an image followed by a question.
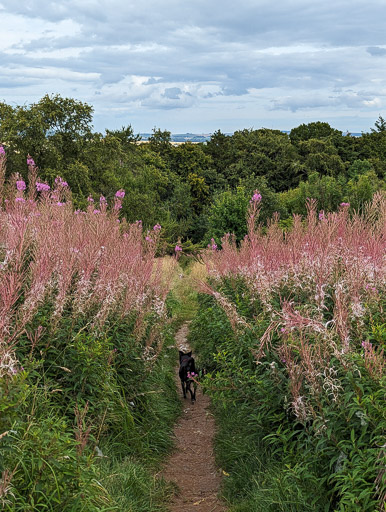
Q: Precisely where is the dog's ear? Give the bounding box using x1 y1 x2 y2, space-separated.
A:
179 351 184 356
187 351 192 357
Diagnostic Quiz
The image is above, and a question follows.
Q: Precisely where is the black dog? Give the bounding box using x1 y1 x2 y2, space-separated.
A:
179 351 197 403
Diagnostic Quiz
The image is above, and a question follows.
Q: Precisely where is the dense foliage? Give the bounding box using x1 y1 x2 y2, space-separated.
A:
190 195 385 511
1 95 385 249
0 154 180 510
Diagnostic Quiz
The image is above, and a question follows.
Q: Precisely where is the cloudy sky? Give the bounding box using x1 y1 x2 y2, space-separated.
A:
1 0 386 134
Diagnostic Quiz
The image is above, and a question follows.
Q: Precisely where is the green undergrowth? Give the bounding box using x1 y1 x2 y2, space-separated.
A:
1 311 181 511
189 291 385 512
165 259 202 325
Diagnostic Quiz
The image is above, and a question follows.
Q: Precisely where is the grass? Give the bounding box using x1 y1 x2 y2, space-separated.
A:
213 403 330 512
165 258 207 325
99 457 174 512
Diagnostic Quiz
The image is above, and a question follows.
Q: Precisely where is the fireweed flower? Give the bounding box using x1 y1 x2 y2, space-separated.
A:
251 191 262 203
340 202 350 207
318 210 325 221
115 189 125 199
145 236 153 242
15 197 25 203
175 245 182 252
16 180 26 191
100 195 107 204
27 156 35 166
153 224 161 231
209 238 217 250
0 146 5 155
55 177 68 187
93 209 101 214
87 196 94 202
36 182 50 192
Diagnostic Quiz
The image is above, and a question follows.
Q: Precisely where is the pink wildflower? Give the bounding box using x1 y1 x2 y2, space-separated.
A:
100 195 107 204
36 182 50 192
16 180 26 191
55 177 68 187
145 236 153 242
153 224 161 231
115 189 125 199
87 196 94 202
209 238 217 250
27 155 35 166
340 202 350 207
251 190 262 203
318 210 325 221
93 209 101 214
175 245 182 252
15 197 25 203
0 146 5 155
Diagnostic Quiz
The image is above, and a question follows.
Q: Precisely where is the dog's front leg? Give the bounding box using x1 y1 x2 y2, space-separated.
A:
181 380 187 398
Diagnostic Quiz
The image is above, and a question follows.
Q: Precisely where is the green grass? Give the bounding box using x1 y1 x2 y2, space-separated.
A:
99 457 174 512
166 260 205 325
213 404 330 512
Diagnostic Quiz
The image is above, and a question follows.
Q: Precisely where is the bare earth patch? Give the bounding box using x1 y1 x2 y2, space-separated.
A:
161 323 227 512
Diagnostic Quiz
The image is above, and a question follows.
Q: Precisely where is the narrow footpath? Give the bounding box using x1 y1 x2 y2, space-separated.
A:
161 323 227 512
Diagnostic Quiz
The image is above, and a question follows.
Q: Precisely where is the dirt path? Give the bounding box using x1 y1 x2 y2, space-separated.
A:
161 323 227 512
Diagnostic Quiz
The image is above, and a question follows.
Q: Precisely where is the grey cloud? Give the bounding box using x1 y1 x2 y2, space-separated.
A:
271 89 381 112
162 87 182 99
5 0 386 49
367 46 386 56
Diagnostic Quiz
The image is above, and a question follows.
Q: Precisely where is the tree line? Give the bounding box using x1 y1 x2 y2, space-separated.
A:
1 94 385 248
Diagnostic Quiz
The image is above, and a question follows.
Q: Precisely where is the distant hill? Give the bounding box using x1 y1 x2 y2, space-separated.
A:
139 131 362 143
140 133 215 143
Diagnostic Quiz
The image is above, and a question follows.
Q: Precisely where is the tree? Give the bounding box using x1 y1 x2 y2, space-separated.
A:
207 181 287 245
204 129 236 175
346 171 382 212
225 129 301 191
371 115 386 133
280 172 345 215
207 187 249 244
105 125 141 150
298 138 346 177
148 128 172 159
289 121 342 144
347 159 373 180
0 94 93 175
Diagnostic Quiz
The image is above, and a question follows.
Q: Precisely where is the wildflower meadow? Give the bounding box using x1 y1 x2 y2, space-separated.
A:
190 191 385 511
0 149 180 510
0 142 385 511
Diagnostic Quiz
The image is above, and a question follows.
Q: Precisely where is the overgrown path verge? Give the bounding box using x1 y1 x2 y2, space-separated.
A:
161 323 227 512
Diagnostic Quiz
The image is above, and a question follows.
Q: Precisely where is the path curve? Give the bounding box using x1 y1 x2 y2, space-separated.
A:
161 323 227 512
